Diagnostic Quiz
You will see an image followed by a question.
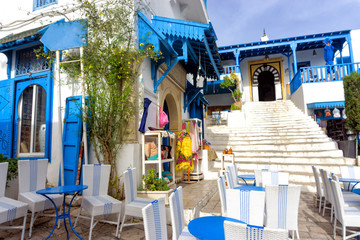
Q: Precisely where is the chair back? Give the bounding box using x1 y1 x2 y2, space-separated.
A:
123 168 137 204
225 170 234 189
312 166 323 197
217 176 227 216
18 159 48 193
142 198 167 240
0 162 8 197
225 188 265 226
82 164 111 197
261 171 289 187
329 179 345 224
260 165 278 171
265 185 301 231
340 166 360 190
169 187 185 240
254 169 268 187
319 169 332 203
224 221 288 240
226 165 237 188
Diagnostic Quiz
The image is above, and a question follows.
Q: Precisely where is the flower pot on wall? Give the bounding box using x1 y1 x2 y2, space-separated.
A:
231 101 242 111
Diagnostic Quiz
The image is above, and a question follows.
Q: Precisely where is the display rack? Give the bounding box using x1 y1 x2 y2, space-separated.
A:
142 130 175 186
182 118 203 181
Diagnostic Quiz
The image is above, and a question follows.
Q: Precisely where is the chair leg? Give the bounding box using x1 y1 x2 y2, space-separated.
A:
322 200 327 216
120 213 127 232
89 215 94 240
342 225 346 240
333 219 337 239
330 204 334 223
20 214 27 240
74 206 82 228
296 229 299 240
29 211 35 238
318 197 322 213
116 212 121 238
292 230 295 239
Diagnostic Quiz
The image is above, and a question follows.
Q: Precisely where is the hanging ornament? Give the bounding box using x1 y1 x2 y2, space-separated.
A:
333 108 340 118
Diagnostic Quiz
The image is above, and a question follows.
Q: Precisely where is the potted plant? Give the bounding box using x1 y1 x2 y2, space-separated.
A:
220 71 242 110
137 168 174 205
0 154 19 199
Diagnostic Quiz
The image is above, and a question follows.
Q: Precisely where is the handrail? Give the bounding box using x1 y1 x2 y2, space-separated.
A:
290 62 360 94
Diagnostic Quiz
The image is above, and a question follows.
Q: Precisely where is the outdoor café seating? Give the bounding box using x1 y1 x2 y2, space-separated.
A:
217 176 228 216
142 198 168 240
0 162 28 240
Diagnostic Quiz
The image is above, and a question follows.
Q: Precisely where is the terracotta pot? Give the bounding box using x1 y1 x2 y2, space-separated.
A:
233 101 242 109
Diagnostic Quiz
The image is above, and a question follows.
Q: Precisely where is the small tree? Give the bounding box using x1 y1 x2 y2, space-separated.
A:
343 72 360 157
62 0 159 198
219 71 242 110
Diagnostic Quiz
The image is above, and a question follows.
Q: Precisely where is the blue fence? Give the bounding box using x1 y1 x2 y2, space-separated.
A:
223 65 237 75
290 62 360 94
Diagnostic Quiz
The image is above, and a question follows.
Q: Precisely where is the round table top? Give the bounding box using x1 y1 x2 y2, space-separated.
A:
234 186 265 191
36 185 88 195
238 174 255 180
338 178 360 183
353 189 360 195
188 216 244 240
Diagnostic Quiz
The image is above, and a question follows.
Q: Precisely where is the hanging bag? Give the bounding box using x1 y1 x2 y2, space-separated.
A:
159 107 169 128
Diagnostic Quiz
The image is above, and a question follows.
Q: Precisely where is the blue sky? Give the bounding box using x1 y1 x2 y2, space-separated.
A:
207 0 360 47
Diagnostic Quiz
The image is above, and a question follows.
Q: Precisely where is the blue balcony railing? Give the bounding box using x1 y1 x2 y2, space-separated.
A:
223 65 238 75
290 62 360 94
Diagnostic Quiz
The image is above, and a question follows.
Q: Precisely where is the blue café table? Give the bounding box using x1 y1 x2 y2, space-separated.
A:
37 184 88 240
238 174 256 186
188 216 245 240
234 186 265 191
338 178 360 192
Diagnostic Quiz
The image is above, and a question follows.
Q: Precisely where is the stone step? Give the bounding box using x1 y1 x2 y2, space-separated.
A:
212 149 344 157
207 127 323 133
206 131 326 137
212 141 338 152
209 138 331 145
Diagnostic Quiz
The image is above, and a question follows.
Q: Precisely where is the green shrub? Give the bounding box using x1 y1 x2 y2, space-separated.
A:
0 154 18 187
344 72 360 133
142 168 170 191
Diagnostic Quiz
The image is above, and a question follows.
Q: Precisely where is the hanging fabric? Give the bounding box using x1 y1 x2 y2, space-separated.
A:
159 107 169 128
138 98 152 133
175 131 193 172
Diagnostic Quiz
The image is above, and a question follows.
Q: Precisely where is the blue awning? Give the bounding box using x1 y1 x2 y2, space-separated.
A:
307 101 345 109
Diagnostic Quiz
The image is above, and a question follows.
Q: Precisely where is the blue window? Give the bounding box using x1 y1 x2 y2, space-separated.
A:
33 0 58 11
15 47 50 76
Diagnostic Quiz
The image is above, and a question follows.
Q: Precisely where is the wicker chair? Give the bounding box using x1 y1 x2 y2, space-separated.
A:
224 220 288 240
142 198 168 240
74 164 122 240
261 171 289 187
18 159 62 238
0 162 28 240
225 188 265 226
264 184 301 240
217 176 227 216
120 168 153 232
330 179 360 240
169 186 196 240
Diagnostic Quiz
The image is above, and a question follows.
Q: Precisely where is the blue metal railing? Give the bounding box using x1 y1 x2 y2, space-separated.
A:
290 62 360 94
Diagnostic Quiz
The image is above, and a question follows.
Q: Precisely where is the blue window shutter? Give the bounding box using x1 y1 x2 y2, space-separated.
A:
62 96 83 185
0 79 14 158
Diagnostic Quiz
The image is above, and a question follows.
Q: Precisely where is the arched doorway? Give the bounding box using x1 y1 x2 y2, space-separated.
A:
252 64 281 102
258 71 275 101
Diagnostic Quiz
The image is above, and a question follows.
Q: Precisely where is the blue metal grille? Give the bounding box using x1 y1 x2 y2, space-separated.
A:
33 0 57 11
15 48 50 76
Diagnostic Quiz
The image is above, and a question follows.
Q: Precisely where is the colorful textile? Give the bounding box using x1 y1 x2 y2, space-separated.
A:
175 131 193 172
138 98 152 133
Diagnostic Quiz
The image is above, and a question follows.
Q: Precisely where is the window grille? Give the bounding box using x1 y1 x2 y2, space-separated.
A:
15 47 50 76
33 0 57 11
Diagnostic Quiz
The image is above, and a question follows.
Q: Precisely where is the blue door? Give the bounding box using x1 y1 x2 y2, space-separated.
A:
0 79 14 158
62 96 83 185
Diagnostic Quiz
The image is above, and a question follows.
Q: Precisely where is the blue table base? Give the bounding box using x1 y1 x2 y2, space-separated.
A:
40 191 83 240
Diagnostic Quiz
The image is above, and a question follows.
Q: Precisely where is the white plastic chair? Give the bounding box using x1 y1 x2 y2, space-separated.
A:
261 171 289 187
225 188 265 226
0 162 28 240
217 176 227 216
329 179 360 240
225 165 242 189
120 168 153 232
312 166 324 211
18 159 62 238
340 166 360 191
224 221 288 240
74 164 122 240
169 187 196 240
254 169 269 187
265 185 301 240
142 198 168 240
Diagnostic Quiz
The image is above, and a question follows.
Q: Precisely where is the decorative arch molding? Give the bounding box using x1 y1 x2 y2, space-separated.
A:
160 86 182 132
252 65 280 85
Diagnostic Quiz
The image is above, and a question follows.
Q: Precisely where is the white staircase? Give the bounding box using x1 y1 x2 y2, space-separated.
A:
204 100 356 192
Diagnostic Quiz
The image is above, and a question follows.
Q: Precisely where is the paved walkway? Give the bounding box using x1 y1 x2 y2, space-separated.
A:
0 180 354 239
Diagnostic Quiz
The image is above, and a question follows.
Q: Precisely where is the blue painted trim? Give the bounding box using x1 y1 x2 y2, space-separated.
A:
186 40 206 75
33 0 58 11
307 101 345 109
290 42 298 75
346 35 355 64
4 51 12 79
154 57 179 93
204 34 220 79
